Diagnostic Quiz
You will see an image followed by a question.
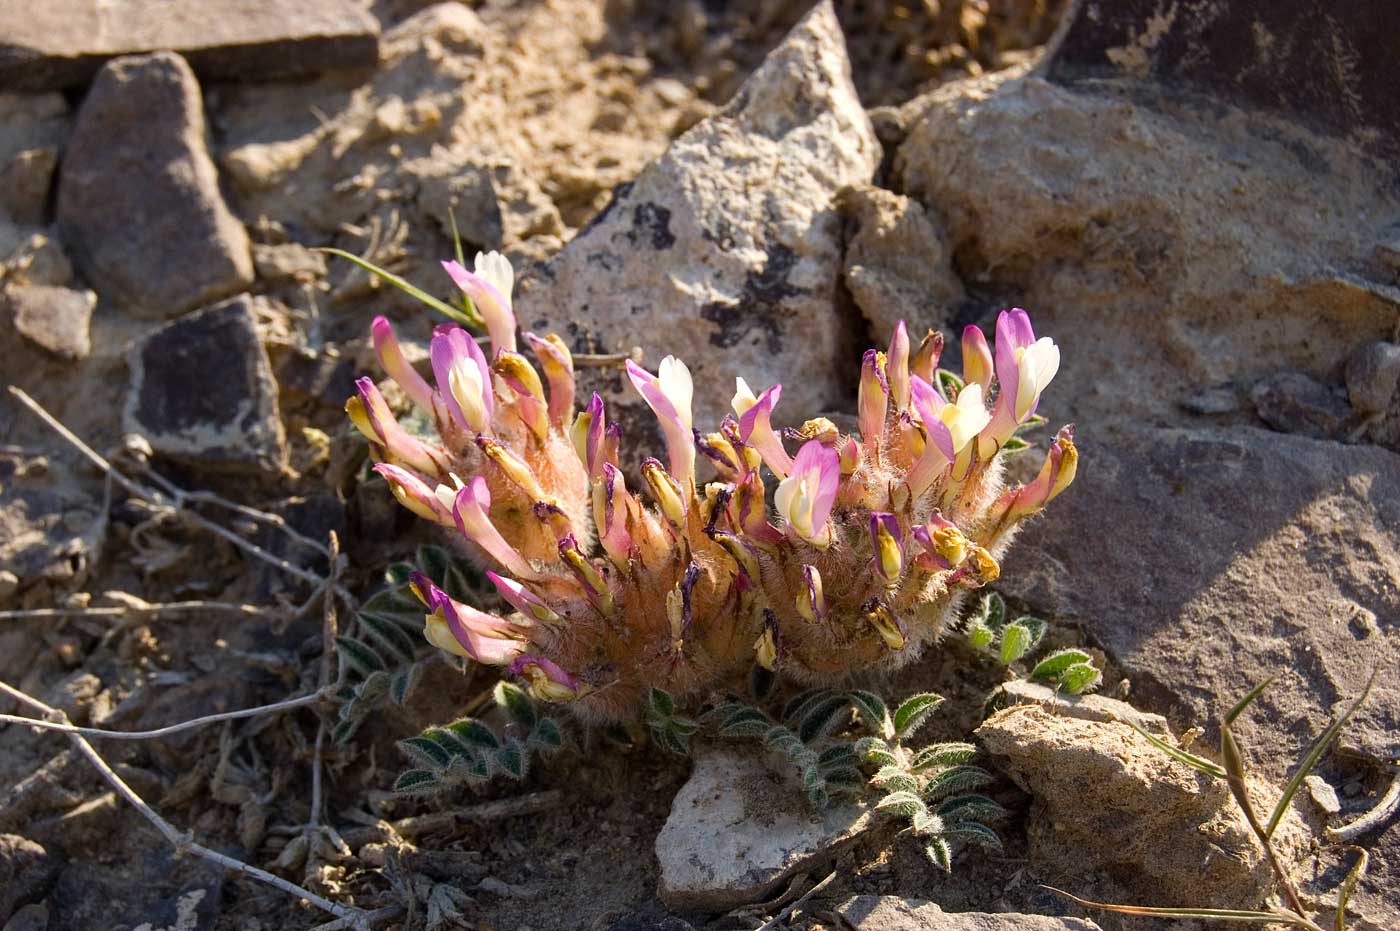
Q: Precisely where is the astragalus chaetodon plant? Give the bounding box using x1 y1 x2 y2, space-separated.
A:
347 252 1076 722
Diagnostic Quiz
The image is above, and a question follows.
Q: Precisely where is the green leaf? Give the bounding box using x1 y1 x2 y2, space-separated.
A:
925 839 952 872
937 793 1009 823
1031 648 1094 681
417 544 453 587
998 436 1030 453
799 694 852 743
385 562 415 585
495 737 527 779
425 726 483 761
944 821 1003 851
494 681 538 729
967 624 995 650
445 717 500 749
399 735 454 769
872 765 919 794
358 612 421 664
389 664 422 705
855 736 898 767
923 765 994 800
817 744 859 773
982 593 1006 630
720 709 772 738
646 687 675 719
998 622 1033 665
910 742 978 771
336 636 386 677
824 768 866 793
765 725 805 756
936 369 965 398
1224 676 1274 725
876 790 928 819
1016 616 1047 649
529 718 563 750
782 688 837 725
332 718 363 745
807 785 830 809
1128 721 1226 778
393 769 440 795
1266 668 1376 840
1059 662 1102 695
893 692 945 739
910 807 943 836
319 248 480 326
847 690 892 738
359 588 424 625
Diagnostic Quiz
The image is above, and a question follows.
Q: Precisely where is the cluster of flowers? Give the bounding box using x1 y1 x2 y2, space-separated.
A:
348 252 1076 721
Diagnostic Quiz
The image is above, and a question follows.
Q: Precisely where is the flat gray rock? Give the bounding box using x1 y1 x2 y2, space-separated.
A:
58 51 253 318
655 745 873 911
124 295 286 474
7 284 95 360
837 896 1101 931
519 0 877 433
999 426 1400 776
0 0 379 91
994 680 1171 737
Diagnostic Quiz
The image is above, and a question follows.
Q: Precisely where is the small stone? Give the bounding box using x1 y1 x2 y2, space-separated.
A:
840 184 964 345
5 233 74 288
0 148 57 224
123 295 287 473
0 0 379 91
995 679 1171 736
251 243 327 282
1304 775 1342 815
977 704 1305 907
655 744 873 911
0 834 58 920
57 51 253 317
836 896 1102 931
7 284 96 360
1346 342 1400 414
43 671 101 726
1250 371 1352 438
1180 386 1241 415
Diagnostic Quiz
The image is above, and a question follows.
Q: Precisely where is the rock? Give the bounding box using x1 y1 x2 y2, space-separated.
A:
0 457 103 589
0 0 379 91
840 185 965 346
998 426 1400 779
57 52 253 318
1346 341 1400 415
655 744 873 911
6 285 95 360
836 896 1101 931
4 233 74 288
895 70 1400 433
994 679 1171 737
0 148 58 224
977 704 1303 907
0 834 58 921
251 243 327 283
1304 775 1342 815
123 295 286 473
1179 386 1242 416
1250 371 1351 438
520 0 878 429
4 903 49 931
593 907 696 931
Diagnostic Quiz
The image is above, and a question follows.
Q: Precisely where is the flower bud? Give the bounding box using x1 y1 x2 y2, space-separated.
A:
869 512 904 583
796 564 826 622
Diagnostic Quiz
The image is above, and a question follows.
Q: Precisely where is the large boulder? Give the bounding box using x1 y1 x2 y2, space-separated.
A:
519 0 879 433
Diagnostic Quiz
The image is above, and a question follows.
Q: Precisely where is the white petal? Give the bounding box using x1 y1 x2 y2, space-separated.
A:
658 356 693 430
474 250 515 307
732 376 757 416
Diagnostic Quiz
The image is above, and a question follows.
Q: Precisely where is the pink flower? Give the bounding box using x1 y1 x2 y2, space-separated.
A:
410 572 528 665
886 321 911 412
509 654 582 701
961 325 993 393
451 477 542 580
857 349 889 449
486 571 558 623
774 440 840 546
626 356 695 483
441 252 517 354
869 512 904 583
348 377 447 477
372 463 452 526
429 325 493 434
371 317 436 414
523 331 575 429
732 378 793 478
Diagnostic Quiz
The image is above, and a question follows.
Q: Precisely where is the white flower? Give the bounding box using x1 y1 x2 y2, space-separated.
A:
657 356 693 430
938 382 991 453
731 376 758 417
1014 338 1059 420
474 250 515 307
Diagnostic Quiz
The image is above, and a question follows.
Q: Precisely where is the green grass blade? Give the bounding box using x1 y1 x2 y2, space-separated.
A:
1225 676 1274 725
319 247 481 327
1267 668 1377 839
1128 721 1226 778
446 208 480 321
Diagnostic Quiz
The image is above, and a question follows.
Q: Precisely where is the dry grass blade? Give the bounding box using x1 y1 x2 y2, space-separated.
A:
1043 886 1325 930
1333 846 1368 931
1267 668 1377 840
318 248 479 326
